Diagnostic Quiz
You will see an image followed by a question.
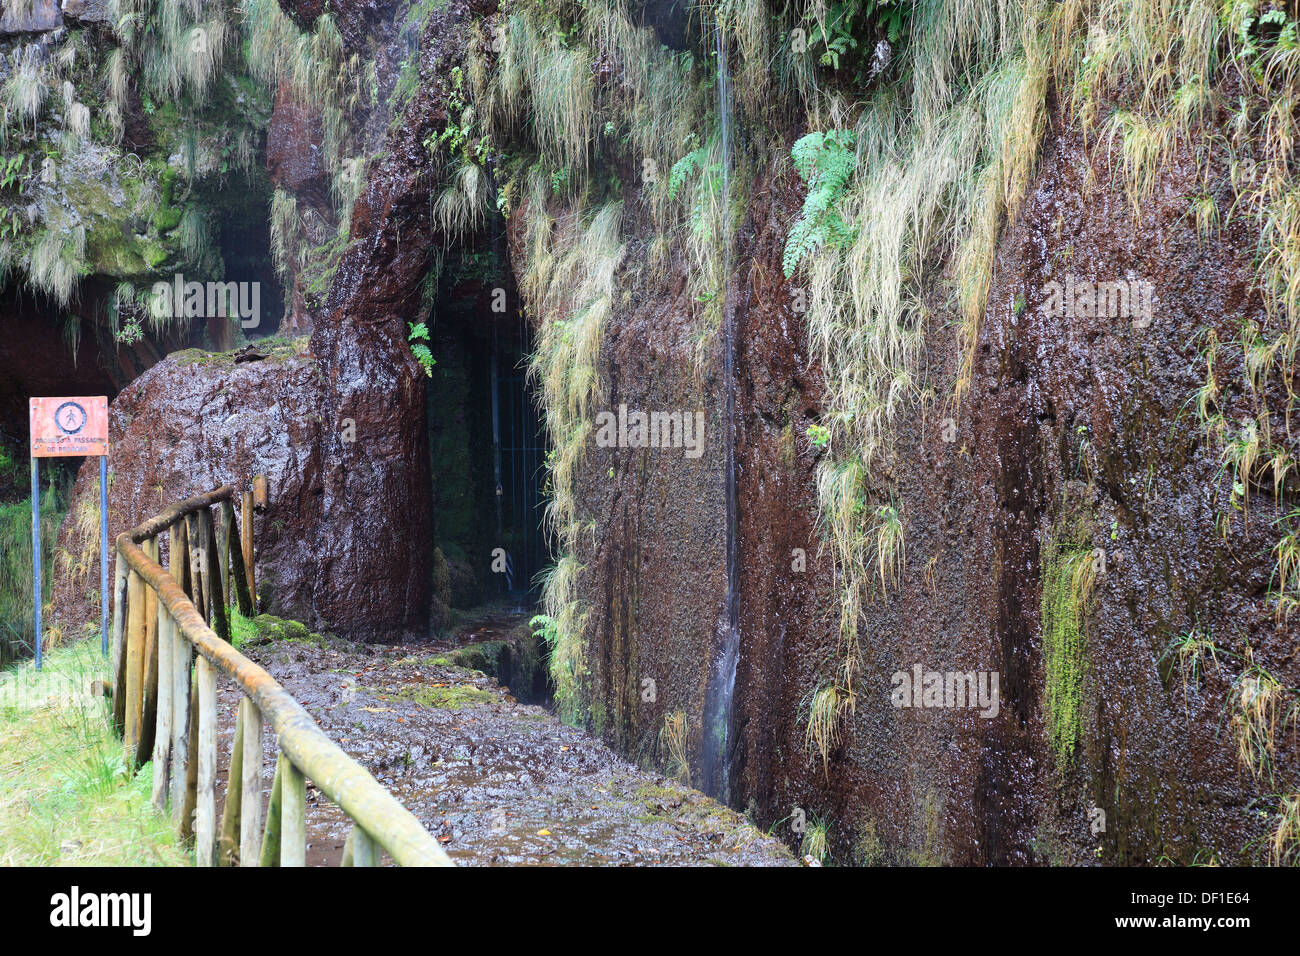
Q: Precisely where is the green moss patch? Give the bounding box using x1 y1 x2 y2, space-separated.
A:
382 683 495 709
232 611 327 649
1040 526 1096 767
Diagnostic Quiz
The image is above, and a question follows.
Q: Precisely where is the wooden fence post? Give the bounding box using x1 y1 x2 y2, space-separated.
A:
281 756 306 867
185 513 205 622
137 536 160 768
171 539 192 832
258 757 283 867
217 501 233 618
109 551 128 705
353 828 377 867
195 656 217 866
111 554 129 734
227 512 255 618
180 669 199 841
122 568 145 762
151 602 173 810
218 705 244 866
239 698 263 865
241 490 256 611
200 508 228 642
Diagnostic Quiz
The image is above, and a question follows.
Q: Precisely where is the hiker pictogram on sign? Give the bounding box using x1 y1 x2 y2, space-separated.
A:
29 395 108 457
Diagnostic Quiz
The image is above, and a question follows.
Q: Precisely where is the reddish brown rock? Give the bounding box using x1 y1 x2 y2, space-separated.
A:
538 108 1296 865
52 3 482 642
0 0 61 34
266 82 332 218
51 344 328 637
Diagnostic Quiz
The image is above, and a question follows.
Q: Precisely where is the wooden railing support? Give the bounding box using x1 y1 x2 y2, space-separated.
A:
239 698 263 864
195 656 217 866
108 483 450 867
281 755 306 867
240 490 256 611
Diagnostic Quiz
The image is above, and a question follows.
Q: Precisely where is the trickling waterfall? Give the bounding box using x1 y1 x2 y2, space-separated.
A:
701 20 740 804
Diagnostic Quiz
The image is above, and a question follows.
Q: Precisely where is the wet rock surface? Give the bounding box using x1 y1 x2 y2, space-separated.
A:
533 105 1296 864
213 608 794 866
54 5 486 642
52 340 329 636
0 0 61 35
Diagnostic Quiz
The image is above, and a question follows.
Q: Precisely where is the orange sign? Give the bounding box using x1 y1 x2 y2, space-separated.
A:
30 396 109 458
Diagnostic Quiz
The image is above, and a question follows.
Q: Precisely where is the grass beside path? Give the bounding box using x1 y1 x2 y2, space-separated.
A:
0 640 189 866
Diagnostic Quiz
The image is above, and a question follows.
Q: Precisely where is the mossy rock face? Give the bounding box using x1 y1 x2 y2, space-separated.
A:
170 337 310 370
443 624 549 704
445 640 509 676
243 614 321 646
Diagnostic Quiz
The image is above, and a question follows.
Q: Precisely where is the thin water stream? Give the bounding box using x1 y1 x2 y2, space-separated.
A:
701 21 740 803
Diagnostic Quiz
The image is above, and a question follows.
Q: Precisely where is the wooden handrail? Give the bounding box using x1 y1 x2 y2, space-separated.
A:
110 481 452 867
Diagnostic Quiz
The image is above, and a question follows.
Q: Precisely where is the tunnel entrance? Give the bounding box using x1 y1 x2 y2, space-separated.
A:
426 239 549 624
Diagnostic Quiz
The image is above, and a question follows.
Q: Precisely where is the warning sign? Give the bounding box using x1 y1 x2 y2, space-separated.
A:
30 396 109 458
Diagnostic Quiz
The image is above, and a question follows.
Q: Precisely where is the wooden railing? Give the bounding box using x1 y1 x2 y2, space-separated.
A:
109 481 451 867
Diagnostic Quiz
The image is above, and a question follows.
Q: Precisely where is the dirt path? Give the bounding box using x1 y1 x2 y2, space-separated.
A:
214 610 795 866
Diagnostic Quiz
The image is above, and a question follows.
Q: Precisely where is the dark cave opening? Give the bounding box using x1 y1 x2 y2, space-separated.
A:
204 166 286 343
426 238 549 626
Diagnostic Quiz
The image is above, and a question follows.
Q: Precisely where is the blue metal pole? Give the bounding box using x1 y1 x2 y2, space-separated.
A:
31 455 41 671
100 455 109 656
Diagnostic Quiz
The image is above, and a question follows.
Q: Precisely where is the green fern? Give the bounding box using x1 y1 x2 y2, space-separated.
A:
668 147 709 200
783 130 858 278
408 321 435 377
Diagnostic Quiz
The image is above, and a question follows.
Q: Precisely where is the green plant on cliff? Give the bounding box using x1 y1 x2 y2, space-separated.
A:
666 131 732 366
659 710 691 786
522 196 624 723
488 8 595 186
794 1 1051 704
1271 511 1300 619
871 502 905 591
242 1 357 172
532 560 588 723
2 46 48 130
1159 629 1221 713
433 160 492 241
113 0 231 107
407 321 436 377
1040 530 1096 767
25 223 87 308
1228 650 1296 785
804 0 914 75
1273 792 1300 865
1219 417 1262 525
801 813 830 863
242 0 366 266
782 128 857 278
804 682 851 775
468 2 675 722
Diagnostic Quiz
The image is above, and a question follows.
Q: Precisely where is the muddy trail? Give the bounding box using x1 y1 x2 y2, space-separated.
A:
212 607 794 866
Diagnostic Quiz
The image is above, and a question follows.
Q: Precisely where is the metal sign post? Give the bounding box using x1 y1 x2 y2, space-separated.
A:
29 396 110 670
